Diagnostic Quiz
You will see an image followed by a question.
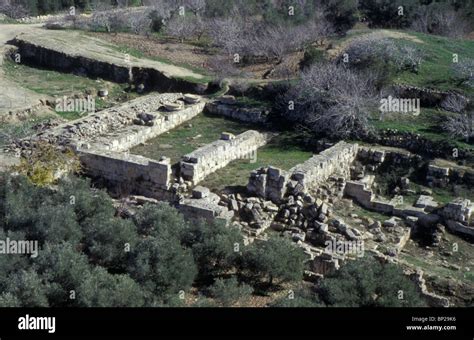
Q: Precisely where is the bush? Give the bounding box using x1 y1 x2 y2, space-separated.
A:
14 142 81 187
322 0 359 35
208 277 253 306
280 62 378 139
317 256 426 307
241 236 306 286
360 0 418 29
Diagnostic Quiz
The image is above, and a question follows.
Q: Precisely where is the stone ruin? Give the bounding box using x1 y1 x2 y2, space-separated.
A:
247 141 358 203
9 88 472 306
180 130 269 185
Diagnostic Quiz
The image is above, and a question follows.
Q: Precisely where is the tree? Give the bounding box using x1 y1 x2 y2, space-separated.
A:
442 111 474 142
77 267 145 307
182 220 243 280
280 62 378 139
322 0 358 35
241 236 306 286
452 59 474 88
317 256 426 307
360 0 418 29
5 269 50 307
270 287 322 307
411 3 470 38
128 236 197 297
165 13 204 42
82 212 138 271
133 202 188 239
208 277 253 306
34 242 91 306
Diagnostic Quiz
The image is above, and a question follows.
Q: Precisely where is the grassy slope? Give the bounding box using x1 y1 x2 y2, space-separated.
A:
393 31 474 95
329 29 474 150
3 60 138 120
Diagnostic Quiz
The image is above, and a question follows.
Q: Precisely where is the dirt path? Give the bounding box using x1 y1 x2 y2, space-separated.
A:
327 29 424 60
0 24 48 117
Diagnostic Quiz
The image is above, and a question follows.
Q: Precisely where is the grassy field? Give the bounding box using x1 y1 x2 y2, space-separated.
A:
393 31 474 95
201 132 312 192
130 112 312 191
130 113 256 163
400 231 474 286
371 108 473 151
3 59 139 119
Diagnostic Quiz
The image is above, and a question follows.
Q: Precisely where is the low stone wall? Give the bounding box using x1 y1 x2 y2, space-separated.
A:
24 93 183 149
205 102 269 124
248 142 358 203
89 102 205 152
180 130 268 184
427 162 474 188
290 142 358 189
78 148 173 200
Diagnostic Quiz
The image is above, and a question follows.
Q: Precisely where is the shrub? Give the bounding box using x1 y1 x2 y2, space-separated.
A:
317 255 426 307
241 236 306 286
208 277 253 306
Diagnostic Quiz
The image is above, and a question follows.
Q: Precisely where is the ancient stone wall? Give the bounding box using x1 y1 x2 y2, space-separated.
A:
181 130 268 184
78 148 174 200
290 142 358 189
205 102 269 124
89 102 205 152
248 142 358 203
25 93 184 149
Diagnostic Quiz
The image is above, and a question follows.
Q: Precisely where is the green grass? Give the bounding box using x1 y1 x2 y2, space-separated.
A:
130 113 256 164
393 30 474 95
104 42 213 84
371 108 473 151
3 59 138 114
201 132 313 192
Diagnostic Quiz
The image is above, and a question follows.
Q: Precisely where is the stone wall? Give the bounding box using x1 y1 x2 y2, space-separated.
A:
180 130 268 184
25 93 184 149
78 148 174 200
88 102 205 152
248 142 358 203
290 142 358 190
205 102 269 124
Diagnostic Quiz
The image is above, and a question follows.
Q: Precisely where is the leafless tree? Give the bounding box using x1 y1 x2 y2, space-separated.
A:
341 33 423 73
129 10 152 35
282 62 378 139
165 14 204 42
182 0 206 16
91 10 112 32
207 16 245 54
441 95 469 113
0 0 28 18
442 112 474 142
452 59 474 87
412 6 470 38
